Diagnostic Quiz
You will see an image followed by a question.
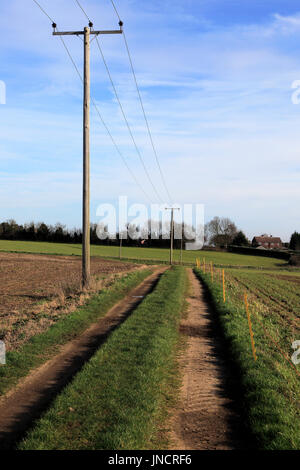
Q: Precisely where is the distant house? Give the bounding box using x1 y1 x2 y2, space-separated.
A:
252 234 282 250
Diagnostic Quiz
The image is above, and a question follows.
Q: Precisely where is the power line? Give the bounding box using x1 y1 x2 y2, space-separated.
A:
58 33 153 203
110 0 122 22
30 0 153 202
32 0 55 23
122 32 173 204
94 35 163 203
91 95 153 203
73 0 164 203
108 0 173 204
74 0 91 23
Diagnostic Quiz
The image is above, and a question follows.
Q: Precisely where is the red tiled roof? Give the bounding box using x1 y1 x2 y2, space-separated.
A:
253 236 282 243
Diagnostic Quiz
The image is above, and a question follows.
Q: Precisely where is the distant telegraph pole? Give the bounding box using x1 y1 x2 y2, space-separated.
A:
52 22 123 288
180 223 183 265
165 207 180 265
119 233 123 260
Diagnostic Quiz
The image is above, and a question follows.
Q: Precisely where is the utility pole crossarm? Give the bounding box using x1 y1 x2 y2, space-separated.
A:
53 30 123 36
52 20 123 37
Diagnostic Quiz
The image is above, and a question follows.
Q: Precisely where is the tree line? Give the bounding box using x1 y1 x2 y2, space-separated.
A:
0 218 298 250
0 219 192 249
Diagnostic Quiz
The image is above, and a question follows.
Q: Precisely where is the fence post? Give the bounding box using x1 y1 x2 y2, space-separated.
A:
222 269 226 302
244 292 257 362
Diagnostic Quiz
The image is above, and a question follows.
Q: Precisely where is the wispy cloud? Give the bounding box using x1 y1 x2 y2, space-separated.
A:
273 12 300 30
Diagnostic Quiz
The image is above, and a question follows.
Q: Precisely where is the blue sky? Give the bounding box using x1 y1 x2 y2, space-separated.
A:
0 0 300 241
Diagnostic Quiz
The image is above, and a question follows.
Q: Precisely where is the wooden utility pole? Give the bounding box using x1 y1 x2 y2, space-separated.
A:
82 26 90 288
165 208 180 265
53 22 123 289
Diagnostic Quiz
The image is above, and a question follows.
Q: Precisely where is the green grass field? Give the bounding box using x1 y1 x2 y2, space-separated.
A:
0 239 287 268
194 267 300 450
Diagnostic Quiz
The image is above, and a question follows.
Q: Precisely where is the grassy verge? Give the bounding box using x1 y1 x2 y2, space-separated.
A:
194 268 300 450
19 267 187 450
0 269 151 397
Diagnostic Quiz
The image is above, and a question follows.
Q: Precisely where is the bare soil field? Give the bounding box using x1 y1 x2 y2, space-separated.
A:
0 252 137 350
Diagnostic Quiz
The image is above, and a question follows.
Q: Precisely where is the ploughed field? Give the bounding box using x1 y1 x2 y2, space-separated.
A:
0 252 135 350
228 269 300 336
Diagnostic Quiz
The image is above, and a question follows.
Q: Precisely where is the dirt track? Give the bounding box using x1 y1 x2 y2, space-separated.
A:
169 269 246 450
0 267 166 450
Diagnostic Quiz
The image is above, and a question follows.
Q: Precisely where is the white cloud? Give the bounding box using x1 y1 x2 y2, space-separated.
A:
273 12 300 29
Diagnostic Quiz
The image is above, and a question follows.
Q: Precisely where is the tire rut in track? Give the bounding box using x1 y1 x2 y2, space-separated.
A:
0 267 167 450
169 268 248 450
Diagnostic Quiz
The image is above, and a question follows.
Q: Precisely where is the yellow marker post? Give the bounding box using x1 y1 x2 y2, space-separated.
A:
203 258 206 273
222 269 226 302
210 262 214 281
244 293 257 361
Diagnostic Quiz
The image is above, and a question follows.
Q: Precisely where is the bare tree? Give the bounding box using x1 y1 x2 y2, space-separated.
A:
205 216 238 247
